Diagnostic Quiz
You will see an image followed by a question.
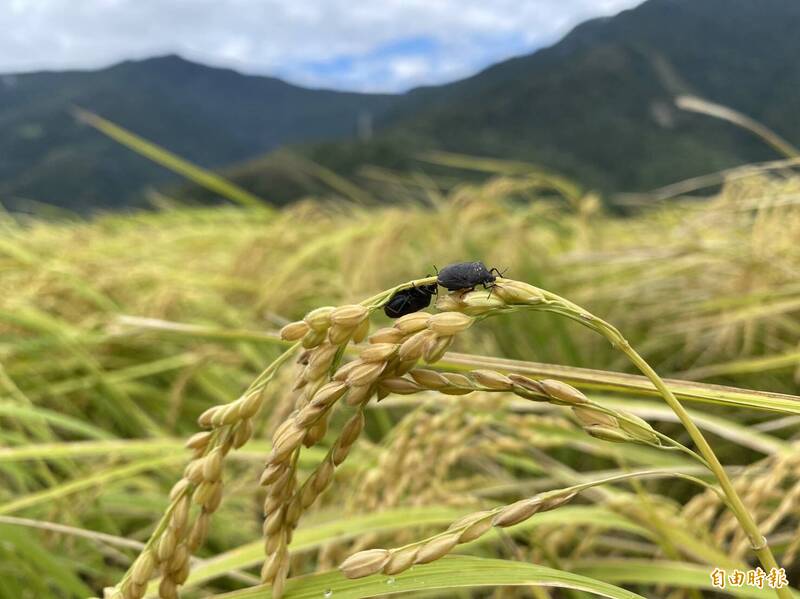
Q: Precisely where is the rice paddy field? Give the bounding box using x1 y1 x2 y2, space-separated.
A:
3 161 800 599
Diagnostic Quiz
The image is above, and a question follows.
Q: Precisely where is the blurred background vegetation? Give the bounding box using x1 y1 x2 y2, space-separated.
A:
3 166 800 597
2 0 800 597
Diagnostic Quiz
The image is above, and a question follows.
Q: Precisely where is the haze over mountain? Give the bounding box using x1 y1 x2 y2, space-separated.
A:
2 0 799 212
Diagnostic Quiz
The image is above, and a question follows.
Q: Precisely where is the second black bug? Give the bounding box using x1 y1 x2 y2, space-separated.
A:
383 283 438 318
436 261 501 291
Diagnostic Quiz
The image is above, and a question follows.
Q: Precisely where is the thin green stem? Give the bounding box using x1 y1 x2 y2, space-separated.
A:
393 469 724 552
586 400 710 468
361 276 438 309
535 288 792 598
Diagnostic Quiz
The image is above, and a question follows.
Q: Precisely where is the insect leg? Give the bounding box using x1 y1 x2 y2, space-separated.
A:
399 294 414 313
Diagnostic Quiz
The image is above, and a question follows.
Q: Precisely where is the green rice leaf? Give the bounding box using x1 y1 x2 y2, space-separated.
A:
212 555 646 599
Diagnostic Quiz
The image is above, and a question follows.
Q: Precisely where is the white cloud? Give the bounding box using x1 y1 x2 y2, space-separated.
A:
0 0 641 91
390 57 429 80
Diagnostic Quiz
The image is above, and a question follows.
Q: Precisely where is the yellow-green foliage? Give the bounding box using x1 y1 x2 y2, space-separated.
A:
1 170 800 598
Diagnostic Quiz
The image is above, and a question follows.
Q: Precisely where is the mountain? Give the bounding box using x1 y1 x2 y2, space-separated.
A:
202 0 800 203
3 0 800 212
0 55 396 212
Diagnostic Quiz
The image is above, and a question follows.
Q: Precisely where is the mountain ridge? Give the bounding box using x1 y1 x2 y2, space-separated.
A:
239 0 799 201
3 0 800 211
0 54 398 212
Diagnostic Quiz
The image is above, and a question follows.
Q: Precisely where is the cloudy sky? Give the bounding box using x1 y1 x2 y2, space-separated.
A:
1 0 641 92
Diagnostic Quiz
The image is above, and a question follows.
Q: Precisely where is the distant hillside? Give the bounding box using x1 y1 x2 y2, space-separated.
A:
0 55 396 212
3 0 800 212
202 0 800 203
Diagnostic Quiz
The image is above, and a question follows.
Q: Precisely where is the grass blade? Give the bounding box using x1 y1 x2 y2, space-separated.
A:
573 559 799 598
212 555 646 599
72 107 269 209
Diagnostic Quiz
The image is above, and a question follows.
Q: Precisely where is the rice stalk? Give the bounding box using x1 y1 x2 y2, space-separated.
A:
434 279 793 599
108 272 794 599
340 470 718 579
6 164 800 598
260 292 482 597
109 344 298 599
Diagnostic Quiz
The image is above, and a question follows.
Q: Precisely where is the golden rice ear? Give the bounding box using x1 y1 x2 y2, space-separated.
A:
398 329 433 360
457 513 495 543
337 484 581 578
617 411 660 444
232 419 253 448
508 374 547 397
280 320 309 341
185 431 213 451
344 383 373 406
345 361 386 387
428 311 474 335
472 369 513 390
339 549 391 579
379 377 423 395
393 357 419 376
270 425 306 462
458 292 506 316
332 359 361 381
492 498 542 527
309 381 348 409
394 311 431 333
572 406 619 428
492 280 545 304
303 415 328 447
383 546 419 575
352 317 370 343
359 342 398 362
442 372 471 388
415 532 461 563
409 368 451 389
301 327 327 349
434 292 463 311
339 411 366 448
303 306 336 331
303 343 339 380
130 551 155 586
584 425 631 443
252 289 518 597
201 448 224 481
539 379 589 405
104 587 123 599
327 322 353 344
423 334 453 363
369 326 405 343
330 304 369 328
158 578 178 599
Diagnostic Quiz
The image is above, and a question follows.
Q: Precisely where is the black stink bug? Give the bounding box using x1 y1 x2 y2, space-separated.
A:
437 261 501 292
383 283 438 318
